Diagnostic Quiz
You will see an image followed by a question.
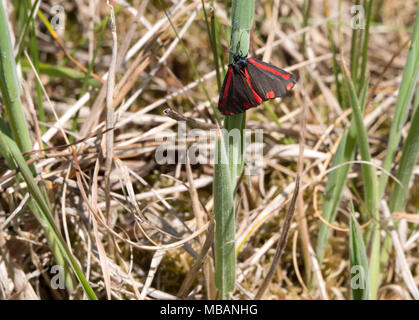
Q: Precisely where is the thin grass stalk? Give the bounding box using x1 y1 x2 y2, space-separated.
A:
342 60 380 299
162 3 220 124
378 8 419 198
70 12 109 142
14 0 41 63
381 85 419 270
301 0 311 54
23 0 45 134
0 2 33 155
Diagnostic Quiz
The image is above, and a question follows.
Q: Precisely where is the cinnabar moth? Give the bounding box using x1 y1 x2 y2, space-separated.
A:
218 53 296 116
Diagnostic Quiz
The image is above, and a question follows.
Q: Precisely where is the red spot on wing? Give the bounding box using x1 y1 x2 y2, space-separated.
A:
248 58 290 80
220 67 233 108
243 102 251 109
287 82 294 91
266 91 275 99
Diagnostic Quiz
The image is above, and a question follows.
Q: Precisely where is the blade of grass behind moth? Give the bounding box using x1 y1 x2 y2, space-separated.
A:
18 0 45 134
378 8 419 198
0 129 97 300
316 82 368 264
349 202 370 300
342 58 380 299
214 131 235 300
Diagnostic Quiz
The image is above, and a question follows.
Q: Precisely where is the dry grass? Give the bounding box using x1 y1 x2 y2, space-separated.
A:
0 0 418 300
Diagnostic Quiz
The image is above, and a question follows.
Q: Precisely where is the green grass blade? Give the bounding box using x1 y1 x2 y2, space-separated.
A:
378 8 419 197
0 2 33 155
349 202 370 300
316 130 355 263
358 0 373 92
342 60 380 299
389 103 419 213
20 60 101 87
350 0 361 80
14 0 41 63
213 132 236 299
0 128 97 300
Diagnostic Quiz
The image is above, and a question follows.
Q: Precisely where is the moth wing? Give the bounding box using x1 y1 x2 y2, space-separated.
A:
218 66 260 115
247 58 296 101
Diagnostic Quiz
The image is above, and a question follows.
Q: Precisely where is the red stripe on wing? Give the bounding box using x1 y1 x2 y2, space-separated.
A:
219 66 233 108
243 67 262 105
248 58 290 80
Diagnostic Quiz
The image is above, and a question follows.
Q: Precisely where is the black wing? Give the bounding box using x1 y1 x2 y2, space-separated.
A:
246 58 296 101
218 65 263 116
